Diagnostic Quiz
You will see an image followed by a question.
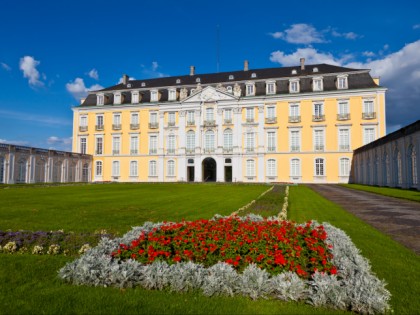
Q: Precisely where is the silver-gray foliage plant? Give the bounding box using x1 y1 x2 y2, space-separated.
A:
58 215 391 314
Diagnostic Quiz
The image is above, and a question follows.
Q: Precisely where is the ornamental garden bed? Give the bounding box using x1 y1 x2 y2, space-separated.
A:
59 214 391 314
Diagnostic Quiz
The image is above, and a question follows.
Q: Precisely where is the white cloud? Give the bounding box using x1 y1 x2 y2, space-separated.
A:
47 136 72 151
363 51 376 57
332 30 360 40
269 24 326 44
88 68 99 80
270 47 353 66
19 56 44 87
1 62 11 71
413 24 420 29
117 76 136 84
66 77 103 100
141 62 169 78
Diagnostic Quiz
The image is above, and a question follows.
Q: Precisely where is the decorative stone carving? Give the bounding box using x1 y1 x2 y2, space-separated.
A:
216 83 227 92
233 83 241 97
180 88 188 100
258 106 264 113
179 110 186 117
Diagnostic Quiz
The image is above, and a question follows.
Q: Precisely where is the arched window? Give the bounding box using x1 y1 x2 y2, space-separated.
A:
95 161 102 177
267 159 276 177
246 159 255 177
223 129 233 151
16 159 27 183
186 131 195 152
290 158 301 177
205 130 215 152
0 156 5 183
409 146 418 186
394 149 402 186
149 160 157 177
167 160 175 176
315 158 325 176
130 161 138 177
339 158 350 177
82 163 90 182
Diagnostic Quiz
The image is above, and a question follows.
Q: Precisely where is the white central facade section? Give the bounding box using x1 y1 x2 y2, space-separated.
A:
157 86 249 182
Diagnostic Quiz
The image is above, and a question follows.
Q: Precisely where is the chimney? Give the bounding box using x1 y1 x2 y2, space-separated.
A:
122 74 129 85
244 60 249 71
300 58 305 70
190 65 195 76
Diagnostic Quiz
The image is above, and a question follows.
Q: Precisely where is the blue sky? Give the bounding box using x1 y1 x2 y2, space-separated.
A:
1 0 419 151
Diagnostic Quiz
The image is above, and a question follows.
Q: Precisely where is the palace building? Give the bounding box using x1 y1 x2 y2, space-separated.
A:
72 59 386 183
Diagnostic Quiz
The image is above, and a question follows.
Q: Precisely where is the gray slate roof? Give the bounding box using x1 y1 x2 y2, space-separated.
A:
79 63 379 107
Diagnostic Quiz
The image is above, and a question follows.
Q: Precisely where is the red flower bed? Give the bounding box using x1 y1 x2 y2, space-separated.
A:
111 217 336 278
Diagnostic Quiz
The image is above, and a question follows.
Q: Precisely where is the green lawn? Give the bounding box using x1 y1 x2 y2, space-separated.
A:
288 185 420 315
342 184 420 202
0 183 268 234
0 183 418 314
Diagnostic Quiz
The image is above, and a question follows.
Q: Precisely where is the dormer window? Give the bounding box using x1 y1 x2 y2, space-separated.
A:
127 83 132 88
245 82 255 96
176 79 181 84
229 75 234 80
313 67 319 73
97 94 104 106
131 91 139 104
251 73 257 78
141 82 146 87
168 89 176 101
196 78 201 83
114 92 122 105
266 81 276 95
150 90 158 102
291 69 297 75
226 86 233 94
289 79 300 93
312 77 323 92
337 75 348 89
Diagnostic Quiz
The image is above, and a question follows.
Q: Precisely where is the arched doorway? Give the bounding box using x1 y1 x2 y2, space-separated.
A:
202 157 216 182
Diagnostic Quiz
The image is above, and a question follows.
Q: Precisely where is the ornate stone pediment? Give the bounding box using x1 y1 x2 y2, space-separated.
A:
182 86 237 103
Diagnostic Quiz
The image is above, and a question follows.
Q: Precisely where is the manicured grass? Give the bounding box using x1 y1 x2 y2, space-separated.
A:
288 185 420 315
0 183 269 234
0 183 347 315
342 184 420 202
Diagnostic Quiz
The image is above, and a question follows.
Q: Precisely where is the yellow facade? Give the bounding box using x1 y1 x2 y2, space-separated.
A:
72 63 386 183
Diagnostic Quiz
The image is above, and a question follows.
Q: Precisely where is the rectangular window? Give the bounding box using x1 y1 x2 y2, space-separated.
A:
187 111 195 125
80 116 87 127
246 132 255 152
80 138 87 154
130 161 138 177
337 77 348 89
267 106 275 119
290 130 300 152
290 81 299 93
168 112 176 126
167 135 175 154
96 115 104 130
150 90 158 102
224 109 232 123
291 159 300 177
337 101 350 120
186 132 195 151
246 160 255 177
167 160 175 176
131 113 139 124
168 89 176 101
289 104 300 122
266 82 275 94
314 129 324 151
132 92 139 104
205 108 214 121
150 112 157 123
267 132 276 152
363 100 375 119
149 135 157 154
112 161 120 177
95 161 102 177
340 158 350 176
130 136 138 154
96 137 103 155
149 161 157 176
315 158 325 176
363 128 376 145
267 159 276 176
339 129 350 151
114 93 121 104
223 130 232 150
313 78 323 91
97 94 104 105
246 84 254 96
112 136 120 155
113 114 121 129
246 108 254 122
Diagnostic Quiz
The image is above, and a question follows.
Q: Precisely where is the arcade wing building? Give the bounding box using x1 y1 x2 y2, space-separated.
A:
72 59 386 183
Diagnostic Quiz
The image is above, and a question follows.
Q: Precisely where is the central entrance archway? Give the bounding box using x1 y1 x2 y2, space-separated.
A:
202 157 216 182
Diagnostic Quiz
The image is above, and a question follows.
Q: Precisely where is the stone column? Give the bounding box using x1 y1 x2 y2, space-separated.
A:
195 110 201 154
216 108 223 154
195 157 202 182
